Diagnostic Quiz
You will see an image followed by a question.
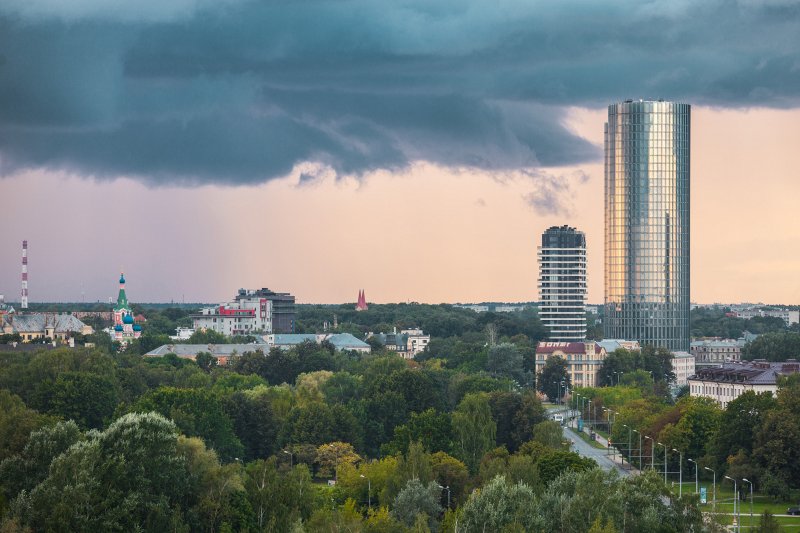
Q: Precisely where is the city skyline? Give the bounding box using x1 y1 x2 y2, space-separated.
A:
1 2 799 304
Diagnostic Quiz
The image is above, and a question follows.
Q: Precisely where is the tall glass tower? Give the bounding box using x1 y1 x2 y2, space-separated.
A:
538 225 587 341
604 100 690 351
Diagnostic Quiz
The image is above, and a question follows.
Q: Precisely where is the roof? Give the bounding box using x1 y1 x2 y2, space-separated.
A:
690 339 745 349
597 339 640 353
145 343 268 358
689 360 800 386
536 341 599 354
3 313 89 333
326 333 370 350
270 334 319 346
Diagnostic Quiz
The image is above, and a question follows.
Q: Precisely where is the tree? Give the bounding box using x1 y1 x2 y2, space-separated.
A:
537 356 570 402
743 332 800 361
451 393 496 474
711 391 776 463
757 510 781 533
134 386 244 461
530 421 567 450
510 391 548 449
195 351 218 372
383 408 452 455
286 402 363 449
316 442 361 479
430 452 469 507
223 389 277 461
459 475 539 532
0 390 53 463
487 343 523 381
391 479 442 529
39 371 119 429
14 412 191 532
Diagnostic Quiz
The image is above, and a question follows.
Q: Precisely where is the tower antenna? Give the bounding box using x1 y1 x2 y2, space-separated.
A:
21 240 28 309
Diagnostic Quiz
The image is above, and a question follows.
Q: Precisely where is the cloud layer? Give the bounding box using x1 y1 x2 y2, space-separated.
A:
1 0 799 185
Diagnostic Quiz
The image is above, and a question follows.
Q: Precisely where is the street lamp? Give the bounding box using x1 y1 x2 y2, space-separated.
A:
704 467 716 512
644 436 654 470
632 429 642 471
724 476 739 533
658 442 667 483
587 400 592 430
437 484 451 509
622 424 632 468
687 458 698 494
672 449 683 498
360 474 371 510
742 478 753 531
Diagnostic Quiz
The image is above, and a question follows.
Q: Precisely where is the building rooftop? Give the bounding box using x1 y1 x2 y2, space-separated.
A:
3 313 89 334
690 360 800 386
145 343 268 358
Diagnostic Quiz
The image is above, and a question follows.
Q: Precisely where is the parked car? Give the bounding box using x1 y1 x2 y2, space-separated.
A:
787 506 800 516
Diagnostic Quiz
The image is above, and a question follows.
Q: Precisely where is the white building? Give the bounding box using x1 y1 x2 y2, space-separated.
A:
671 351 696 387
367 328 430 359
170 327 195 340
689 360 800 408
192 288 296 336
535 341 607 388
538 226 587 341
732 307 799 326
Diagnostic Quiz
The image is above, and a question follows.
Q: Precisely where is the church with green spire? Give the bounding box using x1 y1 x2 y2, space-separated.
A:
112 272 141 342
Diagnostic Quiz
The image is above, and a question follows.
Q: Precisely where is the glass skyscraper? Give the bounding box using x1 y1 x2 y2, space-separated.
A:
538 225 587 341
604 100 690 351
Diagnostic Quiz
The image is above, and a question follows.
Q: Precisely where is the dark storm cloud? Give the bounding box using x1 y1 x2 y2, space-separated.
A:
0 0 799 185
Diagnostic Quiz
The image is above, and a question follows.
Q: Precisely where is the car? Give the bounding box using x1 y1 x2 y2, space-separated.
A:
787 506 800 516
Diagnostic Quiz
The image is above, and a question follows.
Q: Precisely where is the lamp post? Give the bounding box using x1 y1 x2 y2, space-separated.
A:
360 474 371 510
283 449 293 468
724 476 739 533
704 467 716 512
623 424 632 467
742 478 753 531
644 436 654 470
672 449 682 498
560 380 565 405
658 442 667 483
632 429 641 470
587 400 592 431
687 458 698 494
438 484 451 509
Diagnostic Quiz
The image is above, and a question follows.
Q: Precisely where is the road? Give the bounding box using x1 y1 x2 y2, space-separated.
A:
563 426 632 477
546 405 633 477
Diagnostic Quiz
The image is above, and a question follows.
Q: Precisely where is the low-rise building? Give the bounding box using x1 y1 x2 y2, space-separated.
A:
170 327 195 340
144 343 267 365
2 313 93 342
264 333 371 353
690 338 744 369
193 288 296 336
368 328 430 359
671 351 696 387
731 307 799 326
535 341 607 388
688 360 800 408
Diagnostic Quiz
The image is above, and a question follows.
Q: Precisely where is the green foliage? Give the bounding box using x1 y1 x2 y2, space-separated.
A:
757 510 781 533
487 342 524 382
452 393 496 474
691 307 787 338
598 346 676 387
0 390 54 463
537 356 570 401
382 408 452 455
285 401 362 449
742 331 800 361
134 386 244 461
35 371 119 429
391 479 442 529
459 475 539 532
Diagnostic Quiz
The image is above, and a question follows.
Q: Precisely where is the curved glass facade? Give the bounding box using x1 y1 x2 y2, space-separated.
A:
604 100 690 351
538 225 587 341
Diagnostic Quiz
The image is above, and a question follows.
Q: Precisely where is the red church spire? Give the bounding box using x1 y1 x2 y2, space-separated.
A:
355 289 368 311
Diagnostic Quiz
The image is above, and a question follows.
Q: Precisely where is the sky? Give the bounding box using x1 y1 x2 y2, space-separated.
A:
1 0 799 304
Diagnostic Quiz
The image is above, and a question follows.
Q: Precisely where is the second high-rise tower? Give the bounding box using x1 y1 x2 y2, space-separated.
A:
604 100 690 351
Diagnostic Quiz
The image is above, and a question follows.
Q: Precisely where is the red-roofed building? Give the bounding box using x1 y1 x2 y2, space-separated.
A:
535 341 607 388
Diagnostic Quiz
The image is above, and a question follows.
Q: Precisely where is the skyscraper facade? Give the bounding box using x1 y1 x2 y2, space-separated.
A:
538 225 587 341
604 100 690 351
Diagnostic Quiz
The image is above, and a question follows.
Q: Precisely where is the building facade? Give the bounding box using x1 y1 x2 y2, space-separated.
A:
2 313 92 342
193 288 296 336
368 328 430 359
535 341 607 388
671 351 696 387
689 360 799 408
604 100 691 351
690 339 744 369
538 225 587 341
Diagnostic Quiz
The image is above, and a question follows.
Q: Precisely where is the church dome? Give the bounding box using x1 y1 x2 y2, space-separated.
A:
123 313 134 324
133 324 142 331
114 324 124 331
119 273 126 284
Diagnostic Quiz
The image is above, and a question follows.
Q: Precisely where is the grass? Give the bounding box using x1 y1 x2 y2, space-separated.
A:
570 427 606 449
